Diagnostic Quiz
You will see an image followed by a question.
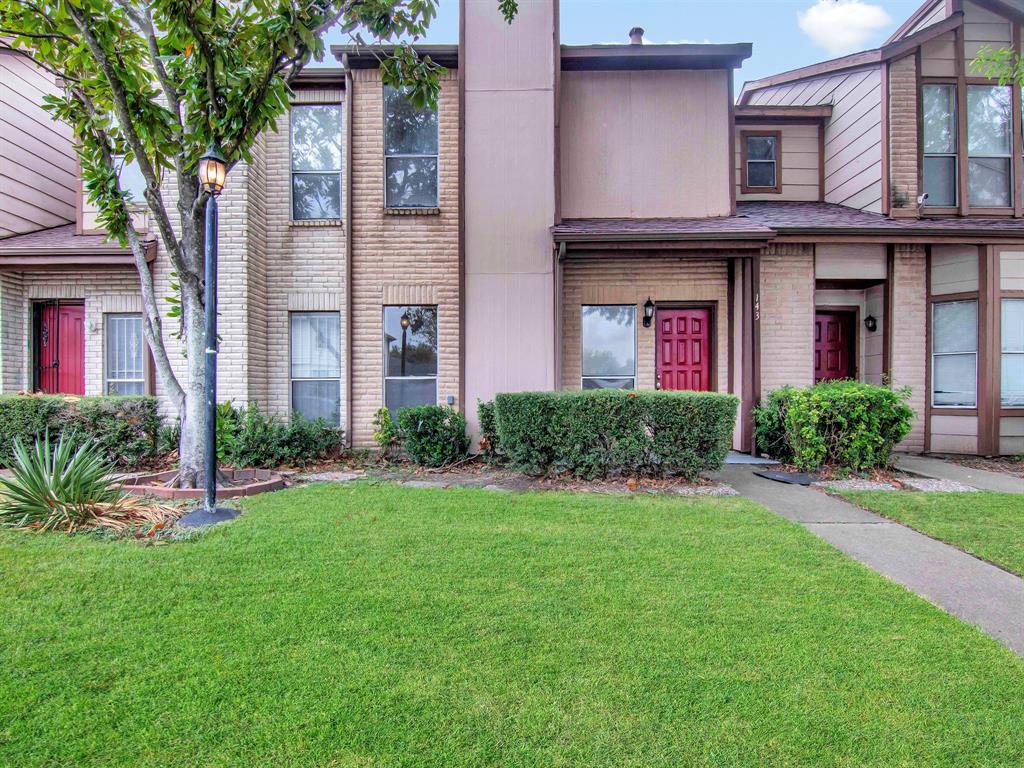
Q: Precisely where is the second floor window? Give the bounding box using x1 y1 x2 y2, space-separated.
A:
114 156 147 204
967 85 1013 208
922 84 957 207
384 85 438 208
742 132 780 193
290 104 342 220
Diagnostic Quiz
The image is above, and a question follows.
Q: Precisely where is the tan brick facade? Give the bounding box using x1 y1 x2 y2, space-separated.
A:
888 54 920 216
349 68 461 446
890 244 927 451
561 258 730 393
758 244 815 396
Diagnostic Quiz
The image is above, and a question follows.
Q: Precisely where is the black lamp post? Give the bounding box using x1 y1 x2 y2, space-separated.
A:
180 143 238 527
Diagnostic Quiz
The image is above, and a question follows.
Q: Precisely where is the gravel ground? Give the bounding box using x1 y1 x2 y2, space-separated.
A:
900 478 979 493
814 479 899 491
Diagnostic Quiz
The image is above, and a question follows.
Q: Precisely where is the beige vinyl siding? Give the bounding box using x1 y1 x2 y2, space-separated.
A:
931 414 980 454
1001 250 1024 291
931 245 979 295
735 123 819 202
1000 417 1024 455
0 51 77 237
962 1 1012 72
745 67 883 212
921 30 958 77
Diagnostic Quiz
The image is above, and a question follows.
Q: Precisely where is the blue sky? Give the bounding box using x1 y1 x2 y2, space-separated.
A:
326 0 929 88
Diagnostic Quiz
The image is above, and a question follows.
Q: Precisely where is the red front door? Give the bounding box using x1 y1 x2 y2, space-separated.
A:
814 311 854 383
656 308 712 391
37 302 85 395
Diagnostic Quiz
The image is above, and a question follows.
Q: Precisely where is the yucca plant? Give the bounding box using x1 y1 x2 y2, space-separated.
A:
0 432 125 532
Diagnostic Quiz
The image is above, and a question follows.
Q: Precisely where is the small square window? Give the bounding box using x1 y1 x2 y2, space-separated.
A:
742 133 780 193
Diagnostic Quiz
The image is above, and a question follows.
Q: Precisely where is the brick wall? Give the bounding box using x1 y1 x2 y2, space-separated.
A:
0 271 24 392
759 243 815 396
888 54 919 216
561 258 730 393
891 244 927 451
349 68 461 446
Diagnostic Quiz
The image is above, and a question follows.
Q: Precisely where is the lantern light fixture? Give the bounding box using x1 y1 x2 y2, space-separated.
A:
643 297 655 328
400 311 411 330
197 142 227 196
864 315 878 333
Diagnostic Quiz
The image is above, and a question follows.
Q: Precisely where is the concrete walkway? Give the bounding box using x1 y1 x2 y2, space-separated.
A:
895 453 1024 493
715 465 1024 655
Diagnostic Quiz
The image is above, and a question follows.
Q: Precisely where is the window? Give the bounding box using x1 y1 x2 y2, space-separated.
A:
581 305 636 389
290 312 341 423
383 85 438 208
742 132 780 193
1003 298 1024 407
104 314 146 395
922 84 958 207
290 104 342 220
967 85 1013 208
111 156 147 204
383 306 438 415
932 300 978 407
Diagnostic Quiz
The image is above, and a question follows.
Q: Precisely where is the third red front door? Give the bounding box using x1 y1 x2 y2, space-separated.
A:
814 311 854 382
656 307 712 391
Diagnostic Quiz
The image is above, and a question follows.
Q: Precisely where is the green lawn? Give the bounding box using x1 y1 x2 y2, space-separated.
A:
841 490 1024 576
2 483 1024 767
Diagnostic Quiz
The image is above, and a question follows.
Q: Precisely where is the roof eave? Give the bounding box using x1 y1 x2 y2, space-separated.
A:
331 44 459 69
560 43 752 72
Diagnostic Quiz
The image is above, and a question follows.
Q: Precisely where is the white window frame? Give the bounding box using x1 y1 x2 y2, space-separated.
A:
580 304 637 390
382 85 439 209
966 84 1013 209
1002 297 1024 408
289 103 343 221
289 311 342 424
382 305 439 412
922 83 958 208
104 313 147 396
931 299 978 409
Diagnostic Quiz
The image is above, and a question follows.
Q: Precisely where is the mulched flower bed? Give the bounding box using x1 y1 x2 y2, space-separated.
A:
947 455 1024 479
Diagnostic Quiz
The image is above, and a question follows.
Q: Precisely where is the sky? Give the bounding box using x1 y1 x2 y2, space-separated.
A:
324 0 930 89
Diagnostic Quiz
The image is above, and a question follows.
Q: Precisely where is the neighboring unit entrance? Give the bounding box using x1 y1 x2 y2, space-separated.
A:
656 307 712 391
35 301 85 395
814 311 855 382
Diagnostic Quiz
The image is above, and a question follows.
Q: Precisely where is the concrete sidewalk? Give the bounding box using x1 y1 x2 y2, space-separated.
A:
894 454 1024 493
715 465 1024 655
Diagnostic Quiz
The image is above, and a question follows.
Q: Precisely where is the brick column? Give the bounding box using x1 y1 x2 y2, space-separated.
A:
890 245 927 451
888 54 920 218
759 243 815 397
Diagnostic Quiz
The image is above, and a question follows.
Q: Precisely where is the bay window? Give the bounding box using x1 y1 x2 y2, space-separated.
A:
932 300 978 408
922 84 958 207
290 312 341 424
290 104 342 220
1003 298 1024 407
384 85 439 208
581 305 636 389
384 306 438 415
104 313 146 395
967 85 1013 208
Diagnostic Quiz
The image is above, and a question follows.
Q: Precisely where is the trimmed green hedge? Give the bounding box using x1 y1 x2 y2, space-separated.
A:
0 395 160 468
493 390 738 480
753 381 914 471
396 405 470 468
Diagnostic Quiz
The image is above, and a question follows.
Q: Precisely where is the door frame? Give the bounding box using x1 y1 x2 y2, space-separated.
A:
814 305 859 382
32 299 86 394
654 301 718 392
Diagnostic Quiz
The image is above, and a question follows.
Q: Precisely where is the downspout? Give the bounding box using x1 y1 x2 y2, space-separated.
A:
343 56 354 448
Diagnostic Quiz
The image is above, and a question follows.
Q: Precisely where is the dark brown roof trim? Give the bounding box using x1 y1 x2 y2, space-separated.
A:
739 13 962 103
0 240 155 268
884 0 945 45
293 67 345 87
734 105 833 122
331 44 458 69
971 0 1024 25
560 43 752 71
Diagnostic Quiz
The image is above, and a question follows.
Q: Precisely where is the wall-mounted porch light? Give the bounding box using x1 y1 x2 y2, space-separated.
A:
864 315 878 333
643 297 655 328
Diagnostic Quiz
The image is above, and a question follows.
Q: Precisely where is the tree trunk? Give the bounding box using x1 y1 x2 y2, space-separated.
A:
176 281 209 488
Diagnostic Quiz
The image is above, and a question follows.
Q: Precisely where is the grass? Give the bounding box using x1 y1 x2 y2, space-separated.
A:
840 490 1024 576
1 482 1023 767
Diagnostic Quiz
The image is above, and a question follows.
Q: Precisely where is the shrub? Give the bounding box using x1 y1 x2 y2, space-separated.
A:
0 395 160 468
476 399 502 461
396 405 470 468
493 390 738 481
754 380 914 471
372 407 401 460
218 402 344 468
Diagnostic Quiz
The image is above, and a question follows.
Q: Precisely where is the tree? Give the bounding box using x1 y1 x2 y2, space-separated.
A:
0 0 517 487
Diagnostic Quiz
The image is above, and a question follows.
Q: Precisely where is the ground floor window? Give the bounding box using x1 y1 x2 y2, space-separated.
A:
581 305 636 389
1002 298 1024 407
383 305 437 416
290 312 341 423
932 299 978 408
104 313 145 395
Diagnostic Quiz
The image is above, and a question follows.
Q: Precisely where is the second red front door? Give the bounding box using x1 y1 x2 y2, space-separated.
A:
656 308 712 392
814 311 854 382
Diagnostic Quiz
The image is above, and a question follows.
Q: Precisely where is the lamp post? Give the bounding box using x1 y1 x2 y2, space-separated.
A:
180 143 238 527
399 310 410 377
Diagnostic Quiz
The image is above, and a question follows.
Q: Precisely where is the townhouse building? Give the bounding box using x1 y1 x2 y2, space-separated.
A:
2 0 1024 455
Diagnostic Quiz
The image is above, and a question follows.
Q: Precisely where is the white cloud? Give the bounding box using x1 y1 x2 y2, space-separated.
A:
798 0 892 56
